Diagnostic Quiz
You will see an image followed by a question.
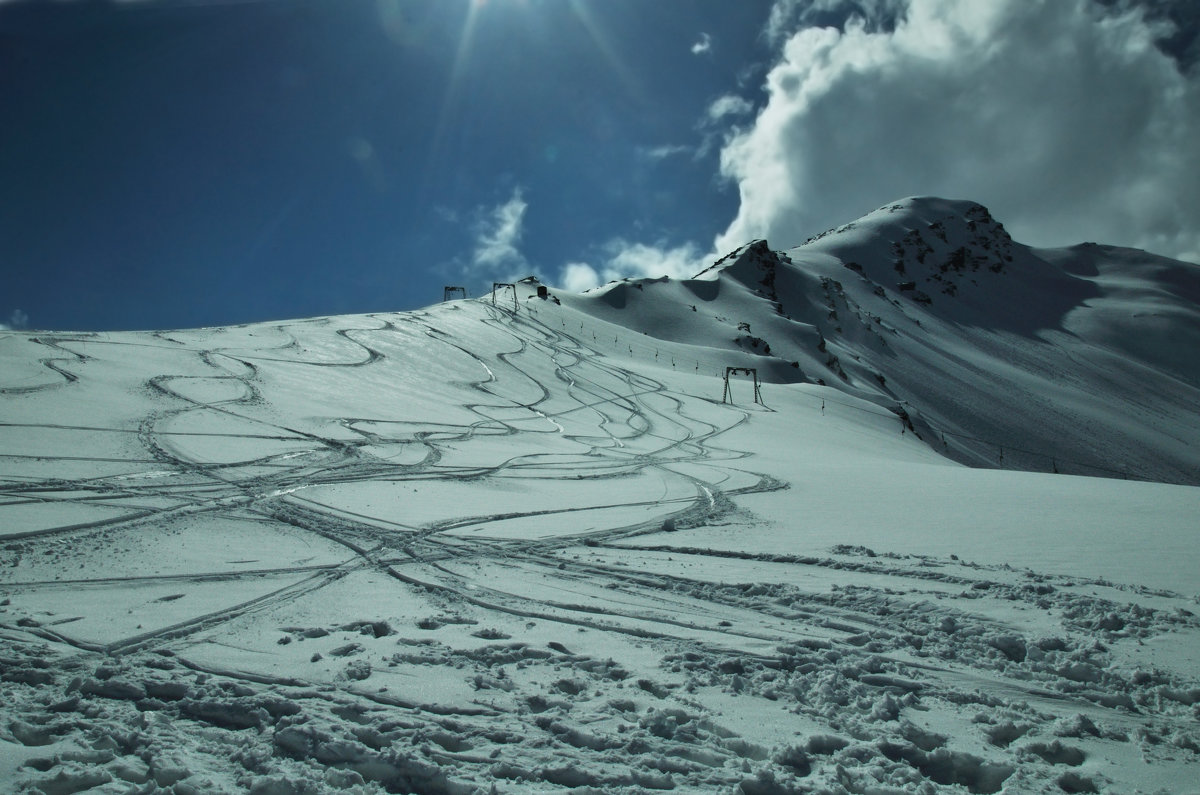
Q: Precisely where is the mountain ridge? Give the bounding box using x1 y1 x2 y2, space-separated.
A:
564 196 1200 484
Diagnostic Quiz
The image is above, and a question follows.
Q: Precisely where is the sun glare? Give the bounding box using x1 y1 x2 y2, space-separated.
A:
421 0 645 192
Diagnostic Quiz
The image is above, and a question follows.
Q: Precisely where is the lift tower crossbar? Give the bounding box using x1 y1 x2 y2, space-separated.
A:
491 283 518 311
723 367 762 405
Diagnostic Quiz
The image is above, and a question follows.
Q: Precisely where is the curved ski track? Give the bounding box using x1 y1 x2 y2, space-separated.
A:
1 303 1196 794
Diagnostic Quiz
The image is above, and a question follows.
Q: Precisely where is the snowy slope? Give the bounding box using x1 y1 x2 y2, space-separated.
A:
0 219 1198 793
569 197 1200 486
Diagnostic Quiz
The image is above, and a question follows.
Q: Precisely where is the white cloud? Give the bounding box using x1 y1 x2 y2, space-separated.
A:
705 94 754 125
472 188 528 273
2 309 29 331
766 0 905 42
691 32 713 55
561 262 602 292
605 240 707 280
556 240 707 292
716 0 1200 263
638 144 692 161
433 205 460 224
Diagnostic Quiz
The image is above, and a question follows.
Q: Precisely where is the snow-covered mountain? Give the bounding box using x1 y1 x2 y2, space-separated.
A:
0 199 1197 794
567 196 1200 485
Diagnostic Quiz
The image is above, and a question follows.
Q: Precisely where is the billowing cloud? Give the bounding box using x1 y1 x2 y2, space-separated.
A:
472 188 528 273
556 240 707 292
766 0 904 42
692 32 713 55
561 262 602 292
605 240 707 280
717 0 1200 263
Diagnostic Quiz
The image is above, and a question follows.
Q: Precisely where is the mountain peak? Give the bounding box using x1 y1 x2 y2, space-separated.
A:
701 197 1024 307
796 197 1017 294
561 196 1200 484
694 238 773 280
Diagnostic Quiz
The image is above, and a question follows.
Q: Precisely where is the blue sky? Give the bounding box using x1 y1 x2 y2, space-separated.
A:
2 0 1198 331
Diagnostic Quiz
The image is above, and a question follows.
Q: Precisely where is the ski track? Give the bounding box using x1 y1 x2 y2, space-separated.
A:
1 301 1197 794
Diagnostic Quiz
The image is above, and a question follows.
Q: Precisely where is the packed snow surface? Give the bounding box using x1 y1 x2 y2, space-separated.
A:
1 199 1198 793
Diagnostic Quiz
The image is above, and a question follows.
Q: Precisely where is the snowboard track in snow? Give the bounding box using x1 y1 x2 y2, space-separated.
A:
1 301 1197 793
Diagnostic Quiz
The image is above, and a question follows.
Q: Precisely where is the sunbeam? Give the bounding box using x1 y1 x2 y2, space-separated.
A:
420 0 486 196
565 0 648 108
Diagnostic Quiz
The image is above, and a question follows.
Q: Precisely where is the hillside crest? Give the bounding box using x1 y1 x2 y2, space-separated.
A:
565 197 1200 484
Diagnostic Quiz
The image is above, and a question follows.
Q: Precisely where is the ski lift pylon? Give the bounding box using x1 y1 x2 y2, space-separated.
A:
491 282 518 311
723 366 762 405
